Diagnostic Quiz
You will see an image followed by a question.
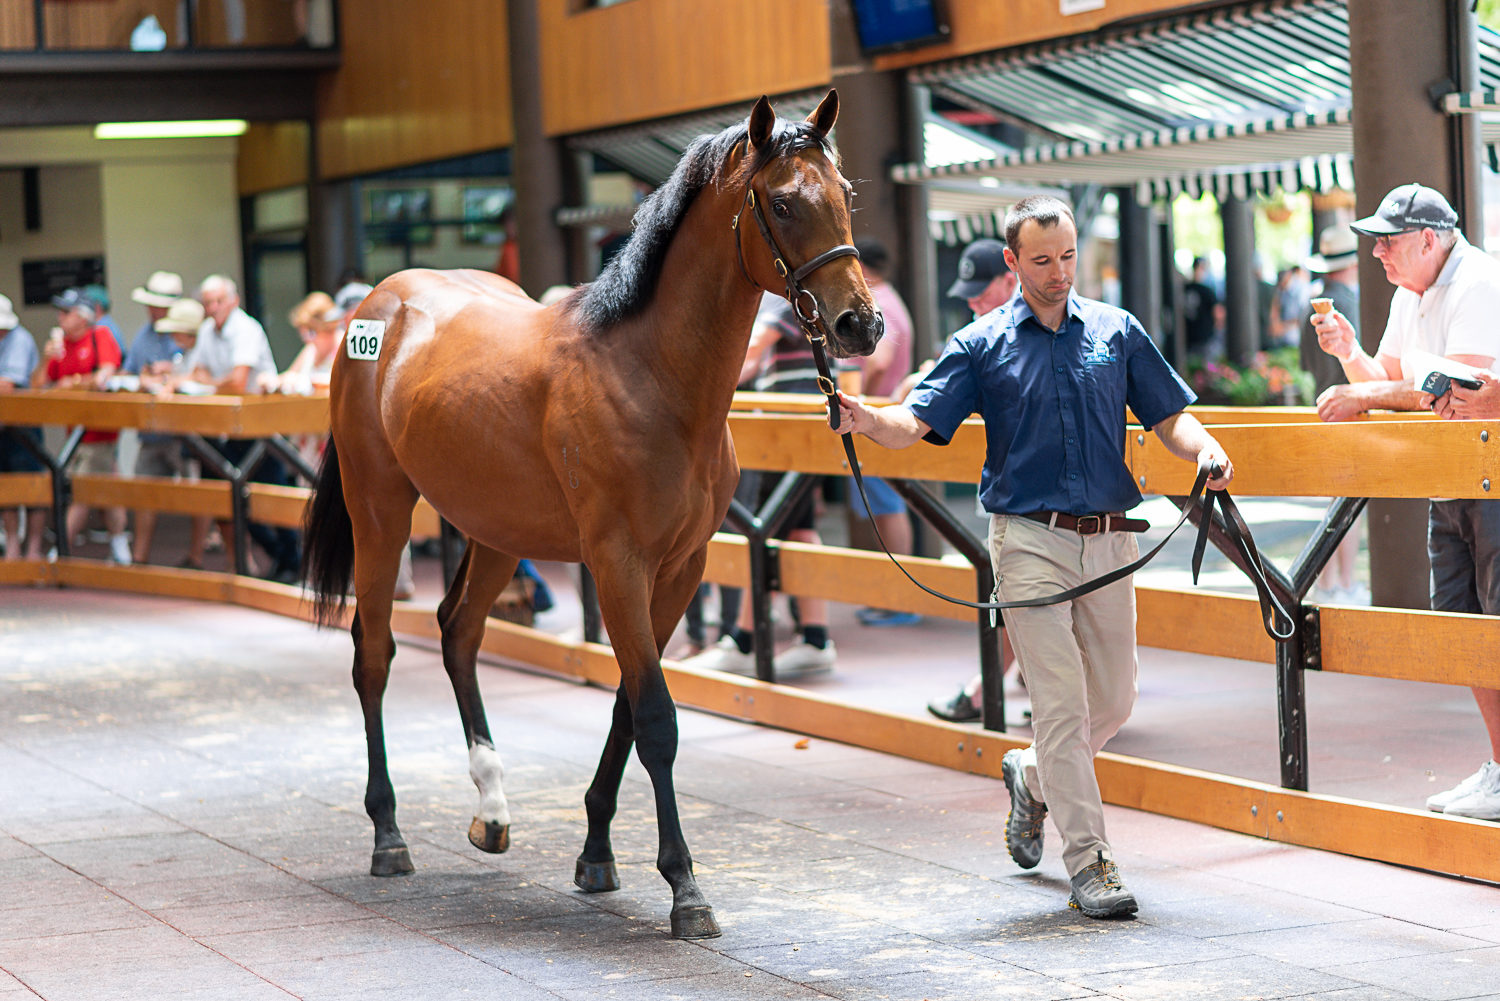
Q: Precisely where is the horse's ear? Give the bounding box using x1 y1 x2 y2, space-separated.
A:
806 89 839 138
747 96 775 152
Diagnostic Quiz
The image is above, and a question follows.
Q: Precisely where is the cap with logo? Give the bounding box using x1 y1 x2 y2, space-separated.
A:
1351 183 1459 236
131 271 184 308
154 297 206 334
1304 226 1359 274
946 238 1009 300
0 294 17 330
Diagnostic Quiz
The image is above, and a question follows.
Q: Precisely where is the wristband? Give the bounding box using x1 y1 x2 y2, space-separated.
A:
1339 343 1359 364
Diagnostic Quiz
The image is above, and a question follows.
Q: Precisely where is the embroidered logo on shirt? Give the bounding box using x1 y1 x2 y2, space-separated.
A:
1082 335 1114 366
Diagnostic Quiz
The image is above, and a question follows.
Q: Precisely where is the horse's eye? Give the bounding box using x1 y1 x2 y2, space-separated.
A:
772 200 791 219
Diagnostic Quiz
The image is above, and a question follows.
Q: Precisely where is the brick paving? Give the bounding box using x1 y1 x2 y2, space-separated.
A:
3 583 1499 1000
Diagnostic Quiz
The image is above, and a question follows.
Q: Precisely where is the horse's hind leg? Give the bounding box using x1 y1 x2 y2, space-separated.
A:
346 475 419 876
436 541 520 855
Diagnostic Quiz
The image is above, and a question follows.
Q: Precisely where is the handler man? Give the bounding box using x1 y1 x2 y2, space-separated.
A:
830 195 1234 917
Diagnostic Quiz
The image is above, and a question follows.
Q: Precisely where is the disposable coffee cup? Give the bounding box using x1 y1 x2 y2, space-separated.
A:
1311 298 1334 315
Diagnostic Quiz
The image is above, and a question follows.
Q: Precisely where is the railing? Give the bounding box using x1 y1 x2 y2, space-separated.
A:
3 389 1498 883
3 0 336 53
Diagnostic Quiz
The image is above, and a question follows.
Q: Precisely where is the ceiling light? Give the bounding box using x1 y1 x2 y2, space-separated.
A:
93 120 248 140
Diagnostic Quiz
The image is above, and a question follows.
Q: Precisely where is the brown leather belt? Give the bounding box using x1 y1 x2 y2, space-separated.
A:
1021 511 1150 535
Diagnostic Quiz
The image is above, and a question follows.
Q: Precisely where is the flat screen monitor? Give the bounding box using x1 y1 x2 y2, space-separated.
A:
850 0 949 54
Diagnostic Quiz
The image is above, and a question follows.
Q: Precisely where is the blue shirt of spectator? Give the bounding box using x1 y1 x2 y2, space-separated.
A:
121 320 181 375
0 323 37 388
905 290 1194 516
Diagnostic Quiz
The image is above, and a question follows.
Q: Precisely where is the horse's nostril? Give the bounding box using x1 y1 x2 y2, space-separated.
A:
835 309 880 348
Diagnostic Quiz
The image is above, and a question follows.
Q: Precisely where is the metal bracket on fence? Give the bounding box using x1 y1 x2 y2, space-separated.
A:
726 473 816 682
6 424 82 560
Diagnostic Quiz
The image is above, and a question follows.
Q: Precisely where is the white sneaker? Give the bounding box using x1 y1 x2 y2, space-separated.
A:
772 640 835 679
1443 761 1500 820
1428 761 1498 812
680 636 754 676
109 533 132 566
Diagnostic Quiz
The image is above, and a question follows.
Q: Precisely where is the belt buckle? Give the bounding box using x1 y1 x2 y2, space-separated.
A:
1075 514 1103 535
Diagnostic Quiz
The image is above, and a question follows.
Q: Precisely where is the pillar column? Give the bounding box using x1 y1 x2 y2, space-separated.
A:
506 0 568 296
1220 195 1258 364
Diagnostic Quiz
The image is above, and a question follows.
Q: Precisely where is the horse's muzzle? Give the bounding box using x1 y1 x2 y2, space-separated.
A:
830 308 884 359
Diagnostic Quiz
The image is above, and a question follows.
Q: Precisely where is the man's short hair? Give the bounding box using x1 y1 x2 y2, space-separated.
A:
854 238 889 274
1004 195 1075 253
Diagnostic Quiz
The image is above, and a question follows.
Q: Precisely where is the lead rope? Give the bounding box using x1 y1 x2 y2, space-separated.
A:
800 329 1295 641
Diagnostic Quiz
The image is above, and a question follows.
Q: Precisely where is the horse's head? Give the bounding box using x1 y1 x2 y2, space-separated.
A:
733 90 883 359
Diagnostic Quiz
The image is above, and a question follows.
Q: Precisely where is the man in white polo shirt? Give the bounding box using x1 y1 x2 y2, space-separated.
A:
1312 182 1500 822
185 274 299 584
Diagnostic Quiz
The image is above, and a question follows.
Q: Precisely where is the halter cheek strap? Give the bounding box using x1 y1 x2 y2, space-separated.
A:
732 184 858 428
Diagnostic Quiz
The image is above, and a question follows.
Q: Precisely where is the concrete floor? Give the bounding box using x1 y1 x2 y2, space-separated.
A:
3 580 1499 1001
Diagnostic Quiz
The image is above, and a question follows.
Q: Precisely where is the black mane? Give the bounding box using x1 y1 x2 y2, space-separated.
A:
574 115 834 331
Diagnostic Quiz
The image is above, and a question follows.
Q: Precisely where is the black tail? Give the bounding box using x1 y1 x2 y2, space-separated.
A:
304 437 355 627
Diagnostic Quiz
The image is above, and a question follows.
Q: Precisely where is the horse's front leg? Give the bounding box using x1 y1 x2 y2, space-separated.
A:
586 551 719 938
574 684 633 894
436 541 520 855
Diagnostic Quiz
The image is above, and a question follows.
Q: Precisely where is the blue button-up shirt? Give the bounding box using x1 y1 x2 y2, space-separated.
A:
0 324 37 387
121 320 181 375
906 291 1193 516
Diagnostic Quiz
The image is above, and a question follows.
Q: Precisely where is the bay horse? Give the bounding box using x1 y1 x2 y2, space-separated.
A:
302 91 881 938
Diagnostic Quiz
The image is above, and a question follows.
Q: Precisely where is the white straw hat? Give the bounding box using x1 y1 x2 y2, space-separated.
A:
131 271 184 308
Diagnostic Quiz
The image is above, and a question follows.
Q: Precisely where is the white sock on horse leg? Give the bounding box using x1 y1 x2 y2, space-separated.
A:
469 741 511 826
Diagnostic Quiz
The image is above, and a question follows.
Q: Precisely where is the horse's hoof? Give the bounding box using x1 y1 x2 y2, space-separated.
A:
670 905 721 939
468 817 510 854
370 845 414 877
573 857 619 893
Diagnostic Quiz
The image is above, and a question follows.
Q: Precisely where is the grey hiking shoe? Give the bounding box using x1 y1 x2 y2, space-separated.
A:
1002 748 1046 869
1068 852 1138 918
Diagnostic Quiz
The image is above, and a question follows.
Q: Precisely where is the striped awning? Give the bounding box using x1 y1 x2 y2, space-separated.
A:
895 0 1500 202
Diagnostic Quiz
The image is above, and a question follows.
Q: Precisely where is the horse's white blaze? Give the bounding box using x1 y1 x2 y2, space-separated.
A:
469 741 511 825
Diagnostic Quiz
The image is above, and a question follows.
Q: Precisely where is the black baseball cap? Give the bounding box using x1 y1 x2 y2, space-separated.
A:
1351 183 1459 236
947 238 1009 299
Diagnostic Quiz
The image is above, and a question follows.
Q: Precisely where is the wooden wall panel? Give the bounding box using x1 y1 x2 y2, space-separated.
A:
238 121 310 195
316 0 512 180
539 0 831 137
873 0 1205 71
0 3 36 49
38 0 176 50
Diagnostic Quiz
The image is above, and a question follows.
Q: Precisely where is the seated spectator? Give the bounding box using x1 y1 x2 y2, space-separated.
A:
261 292 342 396
35 288 131 564
0 293 46 560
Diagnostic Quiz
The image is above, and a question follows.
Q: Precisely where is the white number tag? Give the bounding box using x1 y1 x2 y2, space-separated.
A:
346 319 386 361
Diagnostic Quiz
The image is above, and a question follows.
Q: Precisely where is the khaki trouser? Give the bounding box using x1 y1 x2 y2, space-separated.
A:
989 514 1139 877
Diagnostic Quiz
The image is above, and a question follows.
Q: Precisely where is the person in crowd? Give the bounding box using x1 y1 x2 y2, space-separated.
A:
34 288 132 564
682 292 841 679
261 291 341 395
140 298 211 569
1299 227 1365 603
0 293 46 560
181 274 300 583
1269 265 1309 348
829 195 1235 918
1182 256 1218 359
84 283 125 355
920 238 1021 724
847 238 919 627
120 270 191 565
1313 182 1500 821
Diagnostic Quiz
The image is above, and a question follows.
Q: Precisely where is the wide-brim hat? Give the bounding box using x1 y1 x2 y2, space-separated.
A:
154 297 205 334
0 293 16 329
1305 225 1359 273
131 270 184 308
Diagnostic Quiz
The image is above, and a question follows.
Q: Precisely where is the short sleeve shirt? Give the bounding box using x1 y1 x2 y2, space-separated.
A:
1377 234 1500 375
0 325 37 388
121 321 181 375
906 291 1194 516
187 307 276 388
46 326 122 443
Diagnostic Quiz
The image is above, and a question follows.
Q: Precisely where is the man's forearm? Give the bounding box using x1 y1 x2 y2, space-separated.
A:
1348 379 1424 413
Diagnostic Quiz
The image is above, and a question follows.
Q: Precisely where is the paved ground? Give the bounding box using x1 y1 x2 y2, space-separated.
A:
4 584 1499 1001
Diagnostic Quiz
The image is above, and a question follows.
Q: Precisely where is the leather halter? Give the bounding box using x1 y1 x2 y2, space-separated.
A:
732 179 858 422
